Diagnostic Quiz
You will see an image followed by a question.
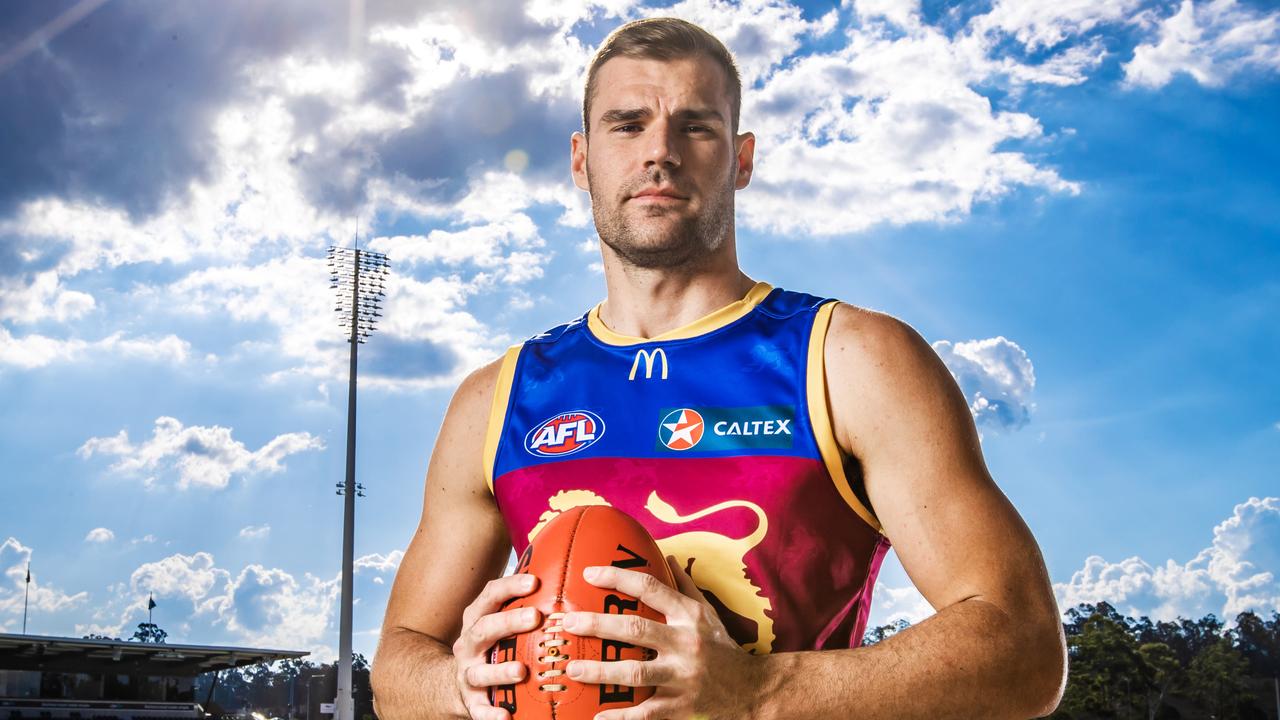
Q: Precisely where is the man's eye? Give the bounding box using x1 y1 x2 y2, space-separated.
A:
686 125 709 133
614 124 641 133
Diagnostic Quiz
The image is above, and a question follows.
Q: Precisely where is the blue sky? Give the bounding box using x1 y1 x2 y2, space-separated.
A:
2 0 1278 663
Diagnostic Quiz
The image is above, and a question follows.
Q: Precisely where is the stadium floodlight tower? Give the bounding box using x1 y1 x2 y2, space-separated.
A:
327 245 389 720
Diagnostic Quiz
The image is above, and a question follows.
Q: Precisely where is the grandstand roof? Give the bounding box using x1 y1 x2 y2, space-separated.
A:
0 633 309 676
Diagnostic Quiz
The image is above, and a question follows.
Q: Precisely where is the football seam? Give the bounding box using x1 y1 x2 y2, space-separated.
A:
557 506 589 604
548 507 589 720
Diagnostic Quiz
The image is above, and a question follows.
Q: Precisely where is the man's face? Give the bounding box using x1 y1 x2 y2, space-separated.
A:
571 55 754 270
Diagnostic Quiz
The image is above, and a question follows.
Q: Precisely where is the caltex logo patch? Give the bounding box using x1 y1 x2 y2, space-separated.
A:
525 410 605 457
658 408 705 451
655 405 795 453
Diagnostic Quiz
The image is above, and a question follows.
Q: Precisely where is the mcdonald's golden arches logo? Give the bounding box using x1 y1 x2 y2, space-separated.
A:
629 347 668 380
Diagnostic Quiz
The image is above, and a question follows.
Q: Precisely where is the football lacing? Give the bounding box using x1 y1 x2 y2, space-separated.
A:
536 612 571 692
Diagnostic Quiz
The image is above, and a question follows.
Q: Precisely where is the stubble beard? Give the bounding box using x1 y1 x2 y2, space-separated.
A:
589 164 735 271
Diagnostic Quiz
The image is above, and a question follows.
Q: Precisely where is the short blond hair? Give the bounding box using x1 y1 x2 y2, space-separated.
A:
582 17 742 136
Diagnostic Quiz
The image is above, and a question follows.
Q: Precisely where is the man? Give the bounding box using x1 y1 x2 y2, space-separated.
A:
371 17 1066 720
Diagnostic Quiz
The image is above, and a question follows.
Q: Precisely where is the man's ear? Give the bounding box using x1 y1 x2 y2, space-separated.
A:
734 131 756 190
571 131 589 192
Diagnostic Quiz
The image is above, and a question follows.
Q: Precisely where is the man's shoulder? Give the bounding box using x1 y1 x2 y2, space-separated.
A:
827 301 922 348
448 351 511 424
825 302 947 401
823 301 974 460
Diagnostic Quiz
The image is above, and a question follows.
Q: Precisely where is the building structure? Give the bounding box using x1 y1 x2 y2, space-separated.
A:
0 633 308 720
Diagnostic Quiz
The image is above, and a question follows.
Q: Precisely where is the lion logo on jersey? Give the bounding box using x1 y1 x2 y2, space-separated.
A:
527 488 775 654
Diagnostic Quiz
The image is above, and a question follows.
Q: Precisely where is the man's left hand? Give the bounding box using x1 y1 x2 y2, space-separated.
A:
560 555 764 720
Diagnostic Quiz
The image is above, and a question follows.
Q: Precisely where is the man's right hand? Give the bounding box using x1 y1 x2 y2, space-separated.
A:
452 573 543 720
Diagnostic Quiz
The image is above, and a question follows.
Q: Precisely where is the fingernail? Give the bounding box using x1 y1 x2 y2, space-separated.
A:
562 612 578 630
566 661 581 678
522 574 536 589
584 567 600 580
523 608 537 622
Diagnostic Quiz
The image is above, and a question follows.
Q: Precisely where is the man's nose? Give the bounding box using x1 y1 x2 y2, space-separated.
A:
643 121 681 169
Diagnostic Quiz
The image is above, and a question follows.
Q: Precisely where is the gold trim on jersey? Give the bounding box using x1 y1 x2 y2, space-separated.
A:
807 301 885 535
586 282 773 346
483 344 522 495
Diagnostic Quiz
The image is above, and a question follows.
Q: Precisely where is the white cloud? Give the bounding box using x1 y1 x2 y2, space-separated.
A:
74 548 408 659
0 327 191 370
1055 496 1280 623
368 173 553 285
77 416 324 490
851 0 922 31
1125 0 1280 89
239 525 271 540
85 528 115 544
0 538 90 631
970 0 1145 53
131 552 231 610
655 0 836 86
159 172 571 391
5 0 1278 400
932 336 1036 431
355 550 404 575
739 14 1082 236
0 270 95 324
214 564 339 653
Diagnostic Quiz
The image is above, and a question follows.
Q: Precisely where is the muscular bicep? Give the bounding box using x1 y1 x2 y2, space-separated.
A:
380 359 514 646
826 305 1055 618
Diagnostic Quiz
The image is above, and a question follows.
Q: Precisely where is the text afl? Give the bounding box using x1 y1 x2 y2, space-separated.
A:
524 410 606 457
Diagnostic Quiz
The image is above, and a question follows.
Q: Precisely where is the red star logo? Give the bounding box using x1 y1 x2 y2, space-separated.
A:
660 409 705 450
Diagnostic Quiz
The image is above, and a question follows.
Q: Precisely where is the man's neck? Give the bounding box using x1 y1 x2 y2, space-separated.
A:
596 248 756 340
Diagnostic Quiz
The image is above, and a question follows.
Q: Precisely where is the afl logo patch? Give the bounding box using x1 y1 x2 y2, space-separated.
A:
658 408 705 451
525 410 605 457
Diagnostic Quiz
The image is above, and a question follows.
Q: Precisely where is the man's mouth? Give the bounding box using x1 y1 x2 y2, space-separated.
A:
629 187 688 203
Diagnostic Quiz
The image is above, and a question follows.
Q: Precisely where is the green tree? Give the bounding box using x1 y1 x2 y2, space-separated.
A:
1187 637 1251 720
1230 610 1279 678
352 653 374 720
130 622 168 643
277 657 319 682
1061 607 1148 717
1137 642 1181 720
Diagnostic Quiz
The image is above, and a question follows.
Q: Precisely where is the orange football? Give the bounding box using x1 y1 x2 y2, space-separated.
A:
488 505 675 720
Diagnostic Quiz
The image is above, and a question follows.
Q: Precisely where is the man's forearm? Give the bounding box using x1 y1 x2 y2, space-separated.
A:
755 598 1065 720
370 627 468 720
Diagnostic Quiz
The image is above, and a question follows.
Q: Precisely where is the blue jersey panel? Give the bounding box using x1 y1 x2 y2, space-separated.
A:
492 288 832 479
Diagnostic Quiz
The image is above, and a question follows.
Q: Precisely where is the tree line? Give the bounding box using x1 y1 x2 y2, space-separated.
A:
866 602 1280 719
86 623 373 720
191 655 374 720
100 604 1279 720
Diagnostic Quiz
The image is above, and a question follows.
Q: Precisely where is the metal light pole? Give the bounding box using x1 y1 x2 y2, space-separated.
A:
327 245 388 720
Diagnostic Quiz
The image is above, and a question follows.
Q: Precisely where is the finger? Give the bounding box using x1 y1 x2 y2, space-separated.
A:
463 574 538 630
594 697 674 720
465 702 511 720
565 658 672 687
462 607 542 655
561 611 675 652
666 554 712 605
464 660 527 689
581 566 689 617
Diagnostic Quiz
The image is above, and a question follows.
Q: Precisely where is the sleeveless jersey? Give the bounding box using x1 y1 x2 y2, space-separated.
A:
482 282 892 653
